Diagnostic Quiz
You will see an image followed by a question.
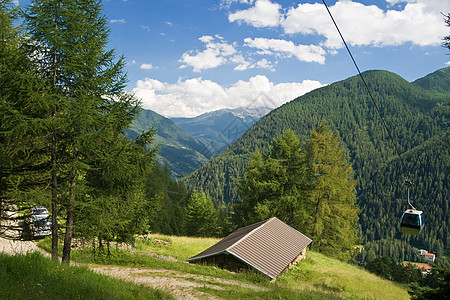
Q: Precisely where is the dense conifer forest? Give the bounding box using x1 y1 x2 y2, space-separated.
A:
183 68 450 265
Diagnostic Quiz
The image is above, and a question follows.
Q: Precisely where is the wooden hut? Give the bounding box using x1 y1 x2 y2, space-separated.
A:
186 217 312 280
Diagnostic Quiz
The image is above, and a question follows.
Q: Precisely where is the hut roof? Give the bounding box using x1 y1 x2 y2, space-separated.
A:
186 217 312 279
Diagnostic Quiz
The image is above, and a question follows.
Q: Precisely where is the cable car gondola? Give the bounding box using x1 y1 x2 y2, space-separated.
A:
399 180 424 235
400 208 424 235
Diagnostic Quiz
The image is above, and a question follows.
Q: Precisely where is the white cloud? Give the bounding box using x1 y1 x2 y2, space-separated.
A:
284 0 449 49
255 58 275 70
231 54 275 71
228 0 282 28
244 37 326 64
179 35 237 72
132 76 324 118
140 63 153 70
231 55 253 71
110 19 126 24
227 0 449 49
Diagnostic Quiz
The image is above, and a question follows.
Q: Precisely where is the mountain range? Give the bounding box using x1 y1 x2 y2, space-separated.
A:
171 107 271 156
127 107 270 177
126 109 208 178
181 67 449 262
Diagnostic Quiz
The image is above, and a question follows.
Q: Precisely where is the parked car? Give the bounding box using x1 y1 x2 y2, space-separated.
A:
30 206 52 238
31 206 49 219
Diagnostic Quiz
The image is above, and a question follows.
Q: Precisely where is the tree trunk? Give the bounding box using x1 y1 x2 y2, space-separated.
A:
62 147 77 264
62 203 73 263
51 132 58 260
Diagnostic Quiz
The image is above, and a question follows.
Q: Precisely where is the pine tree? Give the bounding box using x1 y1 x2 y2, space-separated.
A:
184 191 218 237
305 123 360 260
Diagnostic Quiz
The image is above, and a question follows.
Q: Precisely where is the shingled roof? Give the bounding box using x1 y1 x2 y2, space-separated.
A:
186 217 312 279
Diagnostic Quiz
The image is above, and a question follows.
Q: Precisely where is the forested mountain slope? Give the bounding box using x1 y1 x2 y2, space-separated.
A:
183 68 449 260
412 66 450 93
359 130 449 259
127 109 210 178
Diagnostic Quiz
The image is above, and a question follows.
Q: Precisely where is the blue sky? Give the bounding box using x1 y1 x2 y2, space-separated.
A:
19 0 450 117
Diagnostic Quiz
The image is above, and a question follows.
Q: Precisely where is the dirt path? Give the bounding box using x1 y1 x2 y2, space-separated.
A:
89 264 267 300
0 237 44 255
0 238 266 299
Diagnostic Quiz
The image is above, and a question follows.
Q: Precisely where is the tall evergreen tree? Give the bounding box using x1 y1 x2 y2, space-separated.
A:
145 164 189 236
236 129 311 229
23 0 147 262
0 0 52 238
184 191 218 237
305 123 360 260
75 130 157 247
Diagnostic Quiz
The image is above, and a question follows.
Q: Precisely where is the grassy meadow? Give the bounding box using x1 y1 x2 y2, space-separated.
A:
0 251 173 300
35 234 411 299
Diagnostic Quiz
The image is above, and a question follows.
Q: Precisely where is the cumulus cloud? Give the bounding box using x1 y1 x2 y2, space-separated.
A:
228 0 282 28
244 37 326 64
132 76 324 118
283 1 448 49
179 35 238 72
227 0 449 49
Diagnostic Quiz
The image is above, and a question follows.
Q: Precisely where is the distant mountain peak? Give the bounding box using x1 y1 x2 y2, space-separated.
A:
193 107 271 119
171 107 272 156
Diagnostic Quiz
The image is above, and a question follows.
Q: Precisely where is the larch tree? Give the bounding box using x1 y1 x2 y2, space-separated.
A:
23 0 149 263
76 129 157 249
0 0 52 238
184 191 219 237
236 129 312 229
305 123 360 260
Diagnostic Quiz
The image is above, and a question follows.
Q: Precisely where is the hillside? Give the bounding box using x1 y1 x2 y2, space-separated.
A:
412 66 450 93
183 68 450 261
34 234 410 299
0 251 172 300
171 107 271 156
127 108 210 178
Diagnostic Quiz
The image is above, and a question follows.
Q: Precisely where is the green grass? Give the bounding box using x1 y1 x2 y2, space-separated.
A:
0 251 173 300
133 234 220 260
278 252 410 300
37 234 411 299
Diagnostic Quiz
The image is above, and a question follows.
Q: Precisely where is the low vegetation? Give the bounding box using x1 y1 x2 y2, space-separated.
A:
0 252 173 300
36 234 410 299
